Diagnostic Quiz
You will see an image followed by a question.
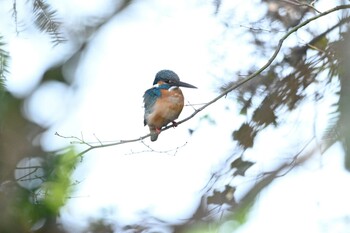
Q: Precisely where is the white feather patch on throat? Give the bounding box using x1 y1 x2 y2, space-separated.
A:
168 86 179 91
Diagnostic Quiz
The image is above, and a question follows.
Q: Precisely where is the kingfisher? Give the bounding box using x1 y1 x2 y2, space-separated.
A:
143 70 197 141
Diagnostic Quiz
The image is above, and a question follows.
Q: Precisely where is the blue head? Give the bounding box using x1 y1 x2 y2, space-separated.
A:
153 70 197 89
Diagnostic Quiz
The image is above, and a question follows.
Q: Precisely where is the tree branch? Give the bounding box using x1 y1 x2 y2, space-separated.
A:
57 4 350 157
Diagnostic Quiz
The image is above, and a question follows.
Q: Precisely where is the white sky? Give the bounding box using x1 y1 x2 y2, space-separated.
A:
2 0 350 232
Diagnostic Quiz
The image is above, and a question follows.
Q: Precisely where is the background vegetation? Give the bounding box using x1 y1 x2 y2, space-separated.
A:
1 0 350 232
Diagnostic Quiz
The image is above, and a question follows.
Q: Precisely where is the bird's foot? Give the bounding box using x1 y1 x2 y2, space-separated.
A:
171 121 178 127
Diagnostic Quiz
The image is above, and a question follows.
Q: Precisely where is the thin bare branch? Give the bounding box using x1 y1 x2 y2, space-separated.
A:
15 167 40 181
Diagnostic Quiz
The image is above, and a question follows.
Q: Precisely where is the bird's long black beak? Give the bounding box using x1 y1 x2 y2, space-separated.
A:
174 80 197 89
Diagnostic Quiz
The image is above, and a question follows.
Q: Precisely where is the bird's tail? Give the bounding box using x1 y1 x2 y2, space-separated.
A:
149 127 160 141
150 132 158 141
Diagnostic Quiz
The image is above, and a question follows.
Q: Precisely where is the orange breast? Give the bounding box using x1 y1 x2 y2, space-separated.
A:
146 88 184 129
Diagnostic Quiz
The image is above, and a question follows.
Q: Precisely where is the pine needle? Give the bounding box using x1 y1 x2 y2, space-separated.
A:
32 0 66 45
0 36 9 91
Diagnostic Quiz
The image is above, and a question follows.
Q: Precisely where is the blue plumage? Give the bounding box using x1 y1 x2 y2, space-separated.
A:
153 70 180 85
143 83 172 126
143 70 197 141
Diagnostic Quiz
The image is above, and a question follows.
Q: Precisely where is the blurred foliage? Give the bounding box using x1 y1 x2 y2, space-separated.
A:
0 149 79 233
1 0 134 232
224 4 350 157
263 0 314 28
85 219 115 233
0 91 79 232
0 92 44 180
41 149 79 214
191 1 350 232
0 59 80 232
1 0 350 233
331 29 350 170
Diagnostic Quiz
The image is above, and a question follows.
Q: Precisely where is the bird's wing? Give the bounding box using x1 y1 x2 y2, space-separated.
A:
143 88 161 125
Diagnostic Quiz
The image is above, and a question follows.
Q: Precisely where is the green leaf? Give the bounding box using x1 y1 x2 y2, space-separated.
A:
43 148 79 214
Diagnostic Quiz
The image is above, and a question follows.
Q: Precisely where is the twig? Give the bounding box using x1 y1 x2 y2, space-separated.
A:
281 0 322 13
15 167 40 181
93 133 103 146
124 140 187 156
239 24 284 33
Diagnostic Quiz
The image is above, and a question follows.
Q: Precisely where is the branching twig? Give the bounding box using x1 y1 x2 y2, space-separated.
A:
239 24 285 33
56 4 350 157
15 167 40 181
124 140 187 156
56 131 152 157
160 4 350 132
281 0 322 13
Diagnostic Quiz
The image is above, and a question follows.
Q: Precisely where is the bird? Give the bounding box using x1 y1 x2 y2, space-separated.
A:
143 70 197 141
